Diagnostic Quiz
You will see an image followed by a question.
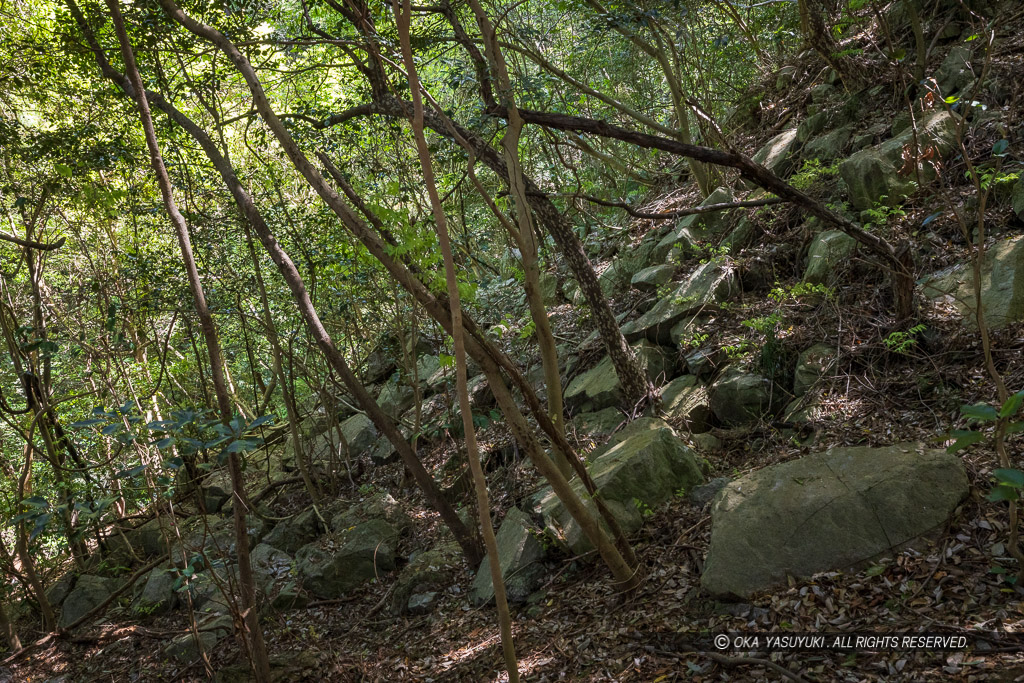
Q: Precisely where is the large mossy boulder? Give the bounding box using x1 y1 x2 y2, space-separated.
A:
934 46 975 96
708 366 773 426
564 340 678 412
132 564 179 616
469 507 546 606
621 259 738 345
750 129 800 178
59 575 116 628
920 236 1024 329
263 508 325 555
804 126 853 162
840 110 958 210
376 381 415 418
701 443 968 598
392 540 461 615
335 413 377 457
793 343 836 397
653 187 735 262
295 519 398 598
804 230 857 285
532 419 704 554
660 375 711 432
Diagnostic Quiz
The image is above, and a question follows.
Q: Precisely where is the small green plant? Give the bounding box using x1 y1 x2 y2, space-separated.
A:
790 159 841 191
632 498 654 518
884 324 926 354
358 483 376 496
861 199 906 230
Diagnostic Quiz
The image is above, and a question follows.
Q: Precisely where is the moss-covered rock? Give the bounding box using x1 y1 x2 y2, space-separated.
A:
804 230 857 285
469 507 546 606
701 443 968 598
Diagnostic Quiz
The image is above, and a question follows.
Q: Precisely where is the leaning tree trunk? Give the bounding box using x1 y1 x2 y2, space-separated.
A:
103 3 271 678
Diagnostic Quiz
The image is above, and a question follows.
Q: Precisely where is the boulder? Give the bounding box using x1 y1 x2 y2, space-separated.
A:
163 630 220 664
804 230 857 285
709 367 773 426
249 543 305 609
392 541 461 614
59 575 116 628
332 492 413 534
338 413 377 456
532 419 703 554
920 236 1024 329
797 112 828 143
660 375 711 432
598 261 625 297
631 264 675 292
621 259 738 344
750 129 800 179
296 519 398 598
840 110 958 210
653 187 735 261
376 381 415 419
793 343 836 397
564 341 678 412
701 443 969 598
538 271 561 307
804 126 853 162
199 468 231 513
572 407 626 438
934 46 975 96
1013 178 1024 219
469 507 546 606
132 564 179 615
263 508 325 555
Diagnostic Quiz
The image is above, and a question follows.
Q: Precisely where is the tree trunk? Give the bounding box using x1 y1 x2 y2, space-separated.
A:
103 3 271 678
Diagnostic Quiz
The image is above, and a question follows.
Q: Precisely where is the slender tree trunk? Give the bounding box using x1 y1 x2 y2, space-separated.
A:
395 3 519 678
241 224 322 506
102 3 271 678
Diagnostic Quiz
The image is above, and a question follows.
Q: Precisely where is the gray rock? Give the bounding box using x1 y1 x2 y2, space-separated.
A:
338 413 377 456
45 573 74 608
538 271 561 307
654 187 735 261
296 519 398 598
564 340 678 412
59 575 116 628
249 543 294 595
392 541 461 614
631 264 675 292
797 112 828 143
920 236 1024 329
804 126 853 162
469 507 546 606
749 129 799 179
533 419 703 554
689 477 730 508
572 407 625 438
660 375 711 432
810 84 834 103
709 367 772 426
621 259 738 345
793 343 836 397
804 230 857 285
840 110 958 210
701 443 969 598
332 492 413 535
163 630 220 664
407 591 440 614
934 46 975 96
1012 178 1024 219
377 381 415 419
133 564 179 615
199 468 232 514
263 508 325 555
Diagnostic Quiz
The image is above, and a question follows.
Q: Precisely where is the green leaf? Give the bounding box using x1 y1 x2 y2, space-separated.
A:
947 430 985 453
154 437 175 449
961 403 998 421
22 496 49 509
999 391 1024 419
70 418 106 428
993 469 1024 488
115 464 147 478
1007 421 1024 435
101 423 122 436
55 163 72 178
987 485 1019 502
247 415 275 430
29 513 52 541
992 139 1009 156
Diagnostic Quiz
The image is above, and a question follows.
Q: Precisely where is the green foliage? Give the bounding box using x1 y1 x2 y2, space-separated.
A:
790 159 840 191
884 324 926 355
